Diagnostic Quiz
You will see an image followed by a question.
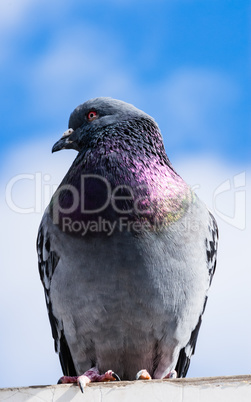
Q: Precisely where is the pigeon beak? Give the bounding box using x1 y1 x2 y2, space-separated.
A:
52 128 76 153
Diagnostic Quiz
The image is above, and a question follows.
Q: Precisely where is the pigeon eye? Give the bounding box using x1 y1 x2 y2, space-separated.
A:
87 111 98 121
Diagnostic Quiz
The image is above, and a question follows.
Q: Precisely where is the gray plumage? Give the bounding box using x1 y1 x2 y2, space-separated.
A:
37 97 218 380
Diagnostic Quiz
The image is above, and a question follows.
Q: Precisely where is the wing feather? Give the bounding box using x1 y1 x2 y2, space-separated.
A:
175 211 218 377
37 218 77 376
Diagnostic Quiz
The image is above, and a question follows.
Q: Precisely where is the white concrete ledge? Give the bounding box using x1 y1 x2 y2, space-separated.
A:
1 375 251 401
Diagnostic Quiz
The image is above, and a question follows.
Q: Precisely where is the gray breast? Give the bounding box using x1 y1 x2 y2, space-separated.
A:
48 197 210 379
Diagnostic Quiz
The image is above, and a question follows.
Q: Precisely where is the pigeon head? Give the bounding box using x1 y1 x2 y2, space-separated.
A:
52 97 156 153
50 97 192 232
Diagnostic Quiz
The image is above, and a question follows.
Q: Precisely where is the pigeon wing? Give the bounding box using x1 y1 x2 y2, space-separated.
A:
175 211 218 377
37 214 77 376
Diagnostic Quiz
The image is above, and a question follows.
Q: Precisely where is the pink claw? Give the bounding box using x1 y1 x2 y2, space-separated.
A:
163 369 177 379
58 367 120 393
136 369 152 380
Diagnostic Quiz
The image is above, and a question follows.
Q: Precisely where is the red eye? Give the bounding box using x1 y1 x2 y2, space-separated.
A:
87 110 98 121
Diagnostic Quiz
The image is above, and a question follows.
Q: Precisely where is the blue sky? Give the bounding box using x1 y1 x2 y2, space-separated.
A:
1 0 251 389
1 0 250 165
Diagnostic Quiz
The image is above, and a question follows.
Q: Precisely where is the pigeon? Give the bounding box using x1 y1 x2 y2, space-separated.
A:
37 97 218 391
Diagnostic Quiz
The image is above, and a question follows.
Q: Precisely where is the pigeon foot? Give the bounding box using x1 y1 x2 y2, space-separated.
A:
163 369 177 379
135 368 177 381
136 369 152 380
58 367 121 393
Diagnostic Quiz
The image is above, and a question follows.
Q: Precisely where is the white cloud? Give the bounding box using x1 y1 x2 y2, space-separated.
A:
1 137 250 387
0 0 34 31
0 2 144 119
27 36 242 154
175 156 251 376
0 0 76 33
0 0 34 62
27 25 140 121
0 138 73 388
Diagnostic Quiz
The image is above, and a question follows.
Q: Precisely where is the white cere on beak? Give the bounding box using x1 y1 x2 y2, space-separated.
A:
62 128 74 138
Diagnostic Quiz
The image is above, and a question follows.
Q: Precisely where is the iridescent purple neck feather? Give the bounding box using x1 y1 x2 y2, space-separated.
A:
50 114 193 234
